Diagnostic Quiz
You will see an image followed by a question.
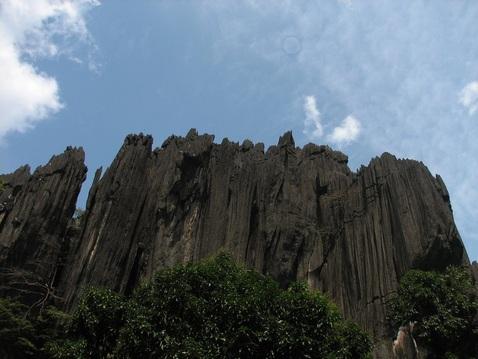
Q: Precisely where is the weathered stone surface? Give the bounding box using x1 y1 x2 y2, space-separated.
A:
0 147 86 306
0 131 471 357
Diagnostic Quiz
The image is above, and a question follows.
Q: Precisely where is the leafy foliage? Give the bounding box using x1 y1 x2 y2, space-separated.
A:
0 298 71 358
388 266 478 358
54 254 372 358
0 298 37 358
71 288 126 358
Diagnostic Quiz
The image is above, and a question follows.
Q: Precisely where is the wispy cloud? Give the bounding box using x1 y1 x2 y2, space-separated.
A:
328 115 361 145
303 95 323 140
0 0 99 140
460 81 478 115
303 95 361 145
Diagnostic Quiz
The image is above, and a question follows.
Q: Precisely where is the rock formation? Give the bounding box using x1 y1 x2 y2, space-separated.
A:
0 130 470 357
472 261 478 283
0 147 86 307
392 323 419 359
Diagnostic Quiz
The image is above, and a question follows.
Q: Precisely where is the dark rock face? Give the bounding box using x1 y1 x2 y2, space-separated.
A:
0 148 86 306
472 261 478 284
0 131 470 357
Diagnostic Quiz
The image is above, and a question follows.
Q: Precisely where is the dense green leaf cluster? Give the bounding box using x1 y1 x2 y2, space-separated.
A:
0 298 70 358
0 298 37 357
388 266 478 358
53 254 371 358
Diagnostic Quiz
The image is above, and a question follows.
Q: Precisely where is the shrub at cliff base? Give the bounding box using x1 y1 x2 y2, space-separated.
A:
48 253 372 358
0 298 70 358
388 266 478 358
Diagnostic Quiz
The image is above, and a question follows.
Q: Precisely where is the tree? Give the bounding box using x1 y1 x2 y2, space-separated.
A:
0 298 71 358
53 254 372 358
388 266 478 358
0 298 37 358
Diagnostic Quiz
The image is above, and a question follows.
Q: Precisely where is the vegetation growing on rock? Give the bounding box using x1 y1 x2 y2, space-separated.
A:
0 254 372 358
0 298 70 358
55 254 371 358
388 266 478 358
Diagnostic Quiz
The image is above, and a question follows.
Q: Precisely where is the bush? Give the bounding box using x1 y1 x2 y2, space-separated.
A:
388 266 478 358
0 298 37 358
0 298 71 358
54 254 372 358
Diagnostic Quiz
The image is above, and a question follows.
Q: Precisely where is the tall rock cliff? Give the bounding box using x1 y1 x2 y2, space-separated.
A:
0 147 86 306
0 131 470 356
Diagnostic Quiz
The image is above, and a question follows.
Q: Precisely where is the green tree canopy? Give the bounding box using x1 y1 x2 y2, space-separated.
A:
0 298 37 358
52 253 372 359
0 298 70 358
388 266 478 358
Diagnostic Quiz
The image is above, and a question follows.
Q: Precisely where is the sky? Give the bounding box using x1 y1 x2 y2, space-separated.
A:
0 0 477 261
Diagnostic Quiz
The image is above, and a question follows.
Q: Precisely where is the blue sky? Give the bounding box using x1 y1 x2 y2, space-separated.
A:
1 1 477 261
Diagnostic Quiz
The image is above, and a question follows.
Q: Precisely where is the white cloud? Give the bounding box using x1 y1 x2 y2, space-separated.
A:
328 115 361 145
303 95 323 139
0 0 99 139
459 81 478 115
303 94 361 145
